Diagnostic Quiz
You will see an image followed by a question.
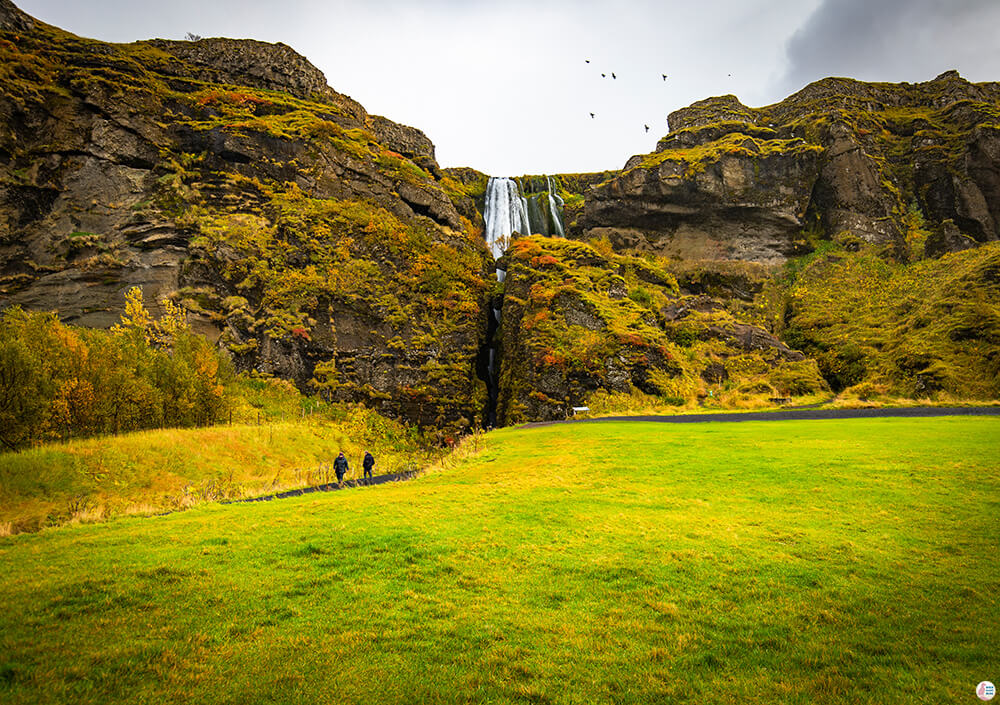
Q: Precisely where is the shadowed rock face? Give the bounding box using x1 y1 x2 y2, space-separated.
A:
575 73 1000 262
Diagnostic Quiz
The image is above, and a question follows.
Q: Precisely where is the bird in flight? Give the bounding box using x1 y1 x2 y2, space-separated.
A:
601 73 606 78
585 59 590 63
662 74 668 81
612 72 616 79
590 112 595 118
644 124 650 133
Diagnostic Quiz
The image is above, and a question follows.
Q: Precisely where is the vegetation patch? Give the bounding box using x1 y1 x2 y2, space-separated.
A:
766 241 1000 398
497 237 827 423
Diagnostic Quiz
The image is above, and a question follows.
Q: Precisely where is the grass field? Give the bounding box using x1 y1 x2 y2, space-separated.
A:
0 408 433 535
1 417 998 703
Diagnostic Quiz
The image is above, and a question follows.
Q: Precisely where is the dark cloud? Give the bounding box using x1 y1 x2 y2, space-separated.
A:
780 0 1000 94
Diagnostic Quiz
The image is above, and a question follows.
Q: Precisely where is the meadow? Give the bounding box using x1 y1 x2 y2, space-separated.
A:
1 416 997 704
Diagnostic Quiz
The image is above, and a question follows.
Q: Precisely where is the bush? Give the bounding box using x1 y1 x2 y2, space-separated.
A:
0 289 233 451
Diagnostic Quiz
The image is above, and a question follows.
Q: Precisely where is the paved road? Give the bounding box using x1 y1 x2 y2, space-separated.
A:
525 406 1000 427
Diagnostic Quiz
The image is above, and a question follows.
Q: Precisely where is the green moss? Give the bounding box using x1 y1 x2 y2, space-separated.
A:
633 132 824 177
774 241 1000 398
498 236 828 421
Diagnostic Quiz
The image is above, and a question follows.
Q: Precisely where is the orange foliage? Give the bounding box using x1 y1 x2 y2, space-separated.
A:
531 255 560 267
521 310 550 331
196 90 273 108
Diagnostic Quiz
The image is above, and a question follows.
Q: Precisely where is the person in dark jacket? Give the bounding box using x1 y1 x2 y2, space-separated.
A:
334 452 349 484
362 451 375 479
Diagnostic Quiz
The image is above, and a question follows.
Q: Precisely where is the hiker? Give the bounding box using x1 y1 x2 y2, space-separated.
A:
363 451 375 480
334 452 349 484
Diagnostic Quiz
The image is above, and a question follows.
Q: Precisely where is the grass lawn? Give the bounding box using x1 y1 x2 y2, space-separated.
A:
1 417 997 703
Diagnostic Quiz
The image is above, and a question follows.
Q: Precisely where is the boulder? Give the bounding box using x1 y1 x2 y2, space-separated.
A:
925 220 978 258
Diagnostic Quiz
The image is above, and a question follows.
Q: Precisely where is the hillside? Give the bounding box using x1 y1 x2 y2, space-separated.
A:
0 0 489 438
2 0 999 430
1 417 997 703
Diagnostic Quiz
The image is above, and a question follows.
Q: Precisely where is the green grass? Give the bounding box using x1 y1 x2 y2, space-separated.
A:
1 417 998 703
0 408 432 534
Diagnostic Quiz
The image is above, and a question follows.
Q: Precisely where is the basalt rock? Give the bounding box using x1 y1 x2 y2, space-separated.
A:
925 219 978 258
0 1 491 435
576 72 1000 263
0 0 31 32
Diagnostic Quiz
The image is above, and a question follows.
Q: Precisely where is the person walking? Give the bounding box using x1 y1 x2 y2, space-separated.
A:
334 451 349 485
362 451 375 480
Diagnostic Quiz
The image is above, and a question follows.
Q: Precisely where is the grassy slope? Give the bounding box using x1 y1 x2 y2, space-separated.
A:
775 241 1000 399
1 417 998 703
0 407 432 534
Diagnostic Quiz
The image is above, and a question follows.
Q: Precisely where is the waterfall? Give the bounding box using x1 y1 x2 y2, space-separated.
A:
484 177 531 260
546 175 565 238
483 175 566 259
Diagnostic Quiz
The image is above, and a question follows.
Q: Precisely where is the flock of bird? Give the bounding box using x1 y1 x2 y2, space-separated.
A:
584 58 733 134
584 58 669 133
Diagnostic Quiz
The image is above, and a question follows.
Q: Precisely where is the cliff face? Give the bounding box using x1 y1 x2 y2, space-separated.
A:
575 72 1000 263
0 3 488 436
2 0 998 429
495 236 827 424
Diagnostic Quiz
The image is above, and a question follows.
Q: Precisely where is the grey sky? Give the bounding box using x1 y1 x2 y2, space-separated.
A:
14 0 1000 175
781 0 1000 95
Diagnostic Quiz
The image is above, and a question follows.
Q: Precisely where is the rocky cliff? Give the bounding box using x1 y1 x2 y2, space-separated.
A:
575 71 1000 263
494 236 827 423
0 1 488 437
2 0 998 431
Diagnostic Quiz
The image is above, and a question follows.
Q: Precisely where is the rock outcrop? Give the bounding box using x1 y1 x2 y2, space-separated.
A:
0 0 31 32
495 236 827 423
574 72 1000 262
0 2 490 436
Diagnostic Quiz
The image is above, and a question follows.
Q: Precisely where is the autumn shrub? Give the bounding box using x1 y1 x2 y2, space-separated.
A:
0 288 233 451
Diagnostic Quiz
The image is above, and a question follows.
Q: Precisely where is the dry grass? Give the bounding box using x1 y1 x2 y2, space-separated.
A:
0 413 435 534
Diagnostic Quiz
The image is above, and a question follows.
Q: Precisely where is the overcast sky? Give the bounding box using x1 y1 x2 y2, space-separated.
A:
15 0 1000 175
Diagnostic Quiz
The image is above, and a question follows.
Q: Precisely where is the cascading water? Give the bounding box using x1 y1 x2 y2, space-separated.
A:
484 177 531 261
484 175 566 261
546 175 565 238
478 175 566 428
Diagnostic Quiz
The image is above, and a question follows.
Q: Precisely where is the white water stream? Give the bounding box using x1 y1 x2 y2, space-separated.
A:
483 176 530 261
